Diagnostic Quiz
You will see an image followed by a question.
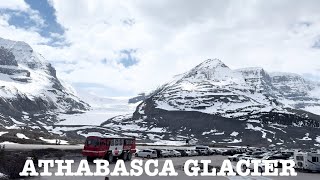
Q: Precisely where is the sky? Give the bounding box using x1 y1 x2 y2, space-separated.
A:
0 0 320 97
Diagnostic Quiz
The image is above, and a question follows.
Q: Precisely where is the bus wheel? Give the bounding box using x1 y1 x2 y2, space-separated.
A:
105 154 113 163
87 156 94 163
127 153 132 161
122 152 128 161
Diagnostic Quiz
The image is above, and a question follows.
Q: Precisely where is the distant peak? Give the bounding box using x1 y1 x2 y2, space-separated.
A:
237 67 264 71
195 58 228 70
270 72 301 77
236 67 267 74
204 58 223 63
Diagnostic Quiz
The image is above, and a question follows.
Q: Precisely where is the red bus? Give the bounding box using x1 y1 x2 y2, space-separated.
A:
82 136 136 162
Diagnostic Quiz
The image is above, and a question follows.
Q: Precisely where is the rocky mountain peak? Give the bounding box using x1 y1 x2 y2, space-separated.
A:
270 72 306 84
0 46 17 66
0 37 89 129
0 37 44 69
182 58 244 84
101 58 320 148
195 58 227 69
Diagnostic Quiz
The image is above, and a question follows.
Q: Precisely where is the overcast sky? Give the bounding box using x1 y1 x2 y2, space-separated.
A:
1 0 320 97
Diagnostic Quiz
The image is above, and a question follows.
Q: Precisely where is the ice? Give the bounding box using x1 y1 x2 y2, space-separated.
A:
298 133 312 141
0 141 18 144
247 120 261 123
145 140 186 146
230 131 239 137
16 133 29 139
227 139 242 143
245 123 275 138
0 172 5 178
122 132 140 137
57 92 139 126
302 106 320 115
39 137 69 145
0 132 8 136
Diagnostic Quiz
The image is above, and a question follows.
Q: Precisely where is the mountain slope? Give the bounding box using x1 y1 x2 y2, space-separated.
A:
101 59 320 148
0 37 89 131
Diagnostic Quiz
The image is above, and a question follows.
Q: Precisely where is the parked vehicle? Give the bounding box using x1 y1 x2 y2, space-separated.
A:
191 150 199 156
168 149 181 157
228 154 245 161
176 149 190 157
82 136 136 163
182 149 193 156
136 149 157 158
161 149 170 158
262 154 288 168
243 161 265 173
222 149 237 156
195 146 210 155
216 149 226 155
152 149 163 158
195 146 211 155
239 155 254 161
294 152 320 172
208 148 214 155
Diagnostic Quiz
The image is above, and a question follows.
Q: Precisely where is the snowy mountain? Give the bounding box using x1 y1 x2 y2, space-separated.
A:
1 42 320 148
100 59 320 148
0 37 89 132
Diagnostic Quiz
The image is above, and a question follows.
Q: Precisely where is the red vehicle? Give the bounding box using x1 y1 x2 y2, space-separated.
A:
82 136 136 162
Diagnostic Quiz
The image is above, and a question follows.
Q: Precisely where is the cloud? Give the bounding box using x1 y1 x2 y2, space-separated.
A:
0 0 29 11
2 0 320 97
0 0 45 28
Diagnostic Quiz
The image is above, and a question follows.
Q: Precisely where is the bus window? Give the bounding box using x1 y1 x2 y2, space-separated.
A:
125 139 132 145
312 156 319 162
86 138 99 146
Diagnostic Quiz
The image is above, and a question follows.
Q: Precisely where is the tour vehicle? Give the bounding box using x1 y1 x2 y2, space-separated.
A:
294 152 320 172
82 136 136 162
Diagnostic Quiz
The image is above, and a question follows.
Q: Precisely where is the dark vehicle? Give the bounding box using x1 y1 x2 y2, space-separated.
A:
252 151 267 158
176 149 188 157
222 149 237 156
195 146 210 156
152 149 163 158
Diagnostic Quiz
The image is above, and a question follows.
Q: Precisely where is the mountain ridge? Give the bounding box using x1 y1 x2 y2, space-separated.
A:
100 58 320 148
0 37 89 133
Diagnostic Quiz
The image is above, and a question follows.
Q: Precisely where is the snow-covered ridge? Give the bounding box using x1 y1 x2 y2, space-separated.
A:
150 59 320 117
0 37 45 68
181 59 245 85
119 58 320 147
0 37 89 128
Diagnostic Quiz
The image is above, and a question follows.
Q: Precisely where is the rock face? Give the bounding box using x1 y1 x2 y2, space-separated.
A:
128 93 147 104
0 37 89 130
101 59 320 148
